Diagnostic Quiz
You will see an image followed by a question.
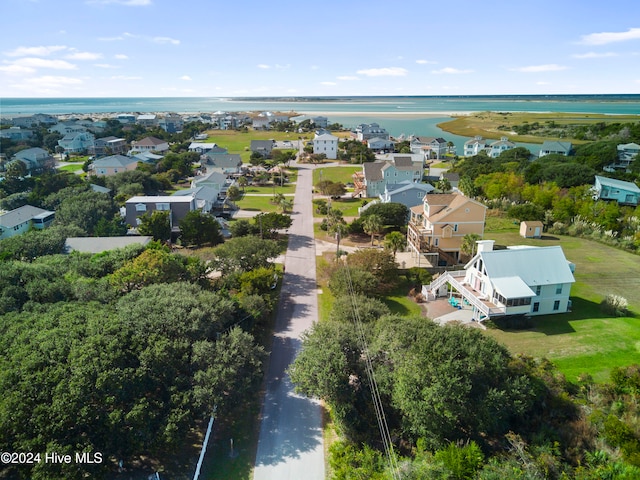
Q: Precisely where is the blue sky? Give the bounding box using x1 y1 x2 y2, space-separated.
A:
1 0 640 97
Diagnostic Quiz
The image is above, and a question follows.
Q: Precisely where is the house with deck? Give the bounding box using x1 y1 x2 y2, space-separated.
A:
131 136 169 153
593 175 640 206
407 192 486 265
410 136 448 159
353 154 424 198
12 147 55 173
355 123 389 142
125 195 196 232
423 241 575 321
488 137 516 158
379 182 435 210
606 142 640 171
464 136 489 156
91 155 139 176
58 131 95 154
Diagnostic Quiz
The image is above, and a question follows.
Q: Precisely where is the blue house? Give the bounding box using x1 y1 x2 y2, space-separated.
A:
593 175 640 206
379 182 435 210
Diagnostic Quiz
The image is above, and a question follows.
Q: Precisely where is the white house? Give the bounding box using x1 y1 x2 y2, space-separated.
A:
131 136 169 153
410 136 448 159
355 123 389 142
423 241 575 321
0 205 55 240
313 133 339 159
488 137 516 158
58 132 95 154
464 136 489 156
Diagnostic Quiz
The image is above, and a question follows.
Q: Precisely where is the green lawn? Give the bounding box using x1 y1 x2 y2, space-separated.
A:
482 221 640 382
234 194 286 213
243 183 297 195
57 164 83 173
313 166 361 185
313 197 368 218
202 130 305 163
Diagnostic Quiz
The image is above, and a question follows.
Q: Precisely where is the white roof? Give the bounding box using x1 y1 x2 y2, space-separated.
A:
314 133 338 141
595 175 640 193
126 195 194 204
491 276 535 298
468 245 575 290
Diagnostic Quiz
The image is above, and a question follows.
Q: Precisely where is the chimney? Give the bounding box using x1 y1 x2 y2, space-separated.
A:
476 240 495 253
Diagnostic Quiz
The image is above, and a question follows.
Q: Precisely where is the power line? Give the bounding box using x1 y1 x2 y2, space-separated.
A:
341 263 401 480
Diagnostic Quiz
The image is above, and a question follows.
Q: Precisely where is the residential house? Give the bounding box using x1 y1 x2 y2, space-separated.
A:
250 140 274 157
65 236 152 254
488 136 516 158
11 114 57 128
439 172 460 190
191 143 228 155
252 112 288 130
172 186 219 214
423 241 575 321
58 131 95 154
0 205 55 240
203 153 243 174
379 181 435 210
92 136 127 156
353 154 424 198
13 147 55 173
607 142 640 171
131 136 169 153
411 136 448 159
520 220 543 238
132 151 164 163
192 171 231 195
91 155 139 176
136 114 158 128
355 123 389 142
313 133 339 159
48 122 88 136
464 136 489 156
539 141 572 157
367 137 395 152
116 114 136 124
125 195 196 231
158 113 183 133
407 192 487 265
212 112 246 130
0 127 34 141
593 175 640 206
310 116 328 128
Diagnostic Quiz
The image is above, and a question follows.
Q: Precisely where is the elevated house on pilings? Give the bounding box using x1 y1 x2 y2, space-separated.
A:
422 240 575 322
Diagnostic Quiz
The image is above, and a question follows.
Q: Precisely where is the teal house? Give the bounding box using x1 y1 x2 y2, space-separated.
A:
593 175 640 206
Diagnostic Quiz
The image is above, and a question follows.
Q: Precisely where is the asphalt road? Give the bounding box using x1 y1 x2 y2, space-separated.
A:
252 161 325 480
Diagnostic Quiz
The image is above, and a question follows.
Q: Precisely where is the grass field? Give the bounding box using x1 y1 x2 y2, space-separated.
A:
57 164 83 173
233 194 286 213
313 197 365 218
313 166 361 185
438 111 640 145
482 216 640 382
202 130 305 163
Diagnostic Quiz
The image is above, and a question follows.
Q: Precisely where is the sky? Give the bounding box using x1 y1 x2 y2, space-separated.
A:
1 0 640 98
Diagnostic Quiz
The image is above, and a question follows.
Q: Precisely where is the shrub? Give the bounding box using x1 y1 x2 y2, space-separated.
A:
600 294 629 317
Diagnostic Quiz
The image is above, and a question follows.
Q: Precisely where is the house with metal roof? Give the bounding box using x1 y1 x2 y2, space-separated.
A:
12 147 55 173
353 154 424 198
0 205 55 240
423 241 575 321
539 141 572 157
379 181 435 210
131 136 169 153
593 175 640 206
203 153 243 174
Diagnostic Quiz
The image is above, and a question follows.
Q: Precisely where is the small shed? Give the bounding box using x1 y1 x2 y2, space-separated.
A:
520 220 543 239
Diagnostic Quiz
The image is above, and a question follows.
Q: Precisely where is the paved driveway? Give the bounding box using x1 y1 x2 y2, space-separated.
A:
253 162 325 480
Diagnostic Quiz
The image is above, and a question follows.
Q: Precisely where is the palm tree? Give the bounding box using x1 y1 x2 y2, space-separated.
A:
461 233 481 258
362 214 384 246
436 177 452 193
383 231 407 260
237 176 248 192
279 198 293 213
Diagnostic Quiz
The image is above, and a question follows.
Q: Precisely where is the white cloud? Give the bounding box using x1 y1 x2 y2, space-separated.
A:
65 51 103 60
23 75 83 87
257 64 271 69
180 75 191 81
111 75 142 80
536 81 551 85
0 64 36 74
11 58 77 70
114 54 129 59
153 36 180 45
5 45 67 57
320 81 337 86
337 76 358 81
416 59 437 64
94 63 120 68
511 64 568 73
431 67 474 74
356 67 408 77
579 27 640 45
572 51 619 59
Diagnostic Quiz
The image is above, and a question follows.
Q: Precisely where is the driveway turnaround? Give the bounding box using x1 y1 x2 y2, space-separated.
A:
253 162 325 480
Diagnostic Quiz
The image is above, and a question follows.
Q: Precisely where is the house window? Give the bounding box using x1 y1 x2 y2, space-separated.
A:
553 300 560 311
555 285 563 295
156 203 170 211
135 203 147 212
434 238 439 247
536 286 541 296
453 224 458 232
533 302 540 312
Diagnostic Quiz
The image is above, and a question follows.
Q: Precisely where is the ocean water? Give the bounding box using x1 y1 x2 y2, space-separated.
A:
2 95 639 155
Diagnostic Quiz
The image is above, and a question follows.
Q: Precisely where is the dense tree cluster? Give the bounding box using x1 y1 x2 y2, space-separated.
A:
0 235 279 478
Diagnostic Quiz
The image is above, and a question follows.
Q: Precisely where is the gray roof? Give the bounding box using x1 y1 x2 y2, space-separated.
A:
386 182 435 195
393 156 414 168
595 175 640 193
90 184 112 194
363 162 384 182
205 153 242 168
469 245 575 289
92 154 137 169
65 236 152 253
0 205 54 229
195 171 228 186
540 141 572 152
